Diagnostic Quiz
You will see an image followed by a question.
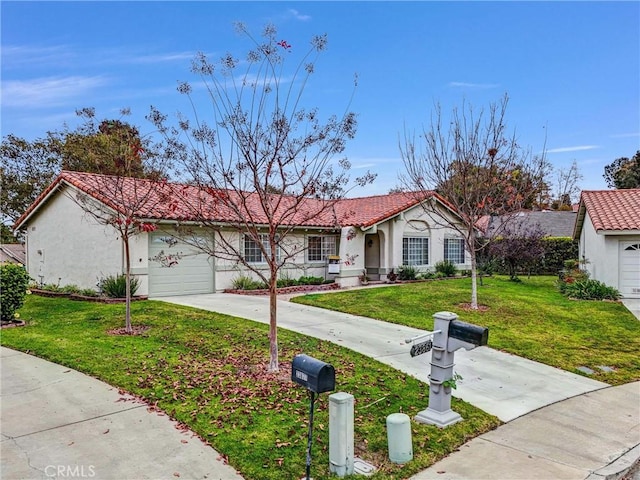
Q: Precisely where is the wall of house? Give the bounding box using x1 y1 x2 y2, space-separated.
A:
579 214 640 293
579 212 613 287
23 189 123 290
213 229 341 290
336 203 472 287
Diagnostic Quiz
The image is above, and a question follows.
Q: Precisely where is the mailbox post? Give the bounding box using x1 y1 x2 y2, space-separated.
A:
413 311 488 428
291 354 336 480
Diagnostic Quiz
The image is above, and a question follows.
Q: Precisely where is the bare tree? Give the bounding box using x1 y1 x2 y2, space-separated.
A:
149 23 374 372
63 108 169 333
400 94 547 309
553 160 582 209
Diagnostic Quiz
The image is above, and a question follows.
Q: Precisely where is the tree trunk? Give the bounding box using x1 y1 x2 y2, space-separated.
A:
470 249 479 310
268 274 279 372
123 234 132 334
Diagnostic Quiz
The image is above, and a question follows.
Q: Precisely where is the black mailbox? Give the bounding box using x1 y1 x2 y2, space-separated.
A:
291 354 335 393
448 319 489 347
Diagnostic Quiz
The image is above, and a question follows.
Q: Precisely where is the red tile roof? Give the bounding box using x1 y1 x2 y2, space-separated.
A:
15 171 443 230
574 189 640 237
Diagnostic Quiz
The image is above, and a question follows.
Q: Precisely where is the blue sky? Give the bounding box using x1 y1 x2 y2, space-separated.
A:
2 1 639 196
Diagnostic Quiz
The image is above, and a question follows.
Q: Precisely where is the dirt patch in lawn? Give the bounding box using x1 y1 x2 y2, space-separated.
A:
458 303 490 312
107 325 151 336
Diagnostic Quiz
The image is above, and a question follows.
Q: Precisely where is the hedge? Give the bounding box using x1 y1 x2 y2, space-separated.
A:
486 236 578 276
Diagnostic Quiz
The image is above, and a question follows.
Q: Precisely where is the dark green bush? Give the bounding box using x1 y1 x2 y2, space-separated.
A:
539 237 579 274
1 264 31 321
435 260 457 277
99 274 140 298
485 236 578 276
557 278 620 301
276 277 297 288
397 265 418 280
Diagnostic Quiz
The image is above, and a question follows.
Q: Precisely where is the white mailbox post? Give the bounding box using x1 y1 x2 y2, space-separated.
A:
409 311 488 428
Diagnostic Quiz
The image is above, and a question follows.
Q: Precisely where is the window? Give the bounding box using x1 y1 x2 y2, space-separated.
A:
307 236 337 262
403 237 429 266
444 238 465 264
244 234 279 263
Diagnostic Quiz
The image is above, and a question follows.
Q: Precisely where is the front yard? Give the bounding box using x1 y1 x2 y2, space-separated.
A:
293 275 640 385
2 295 499 480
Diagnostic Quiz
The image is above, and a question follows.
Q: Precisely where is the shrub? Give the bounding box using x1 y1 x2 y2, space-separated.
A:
558 278 621 301
298 276 324 285
397 265 417 281
99 274 140 298
276 277 297 288
435 260 457 277
80 288 99 297
540 237 579 274
61 284 82 294
231 275 265 290
1 264 31 322
418 271 436 280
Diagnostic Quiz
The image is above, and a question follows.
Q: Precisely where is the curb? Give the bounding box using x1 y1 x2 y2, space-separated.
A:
585 444 640 480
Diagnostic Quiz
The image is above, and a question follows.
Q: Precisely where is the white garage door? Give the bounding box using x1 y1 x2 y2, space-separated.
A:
619 241 640 298
148 234 214 297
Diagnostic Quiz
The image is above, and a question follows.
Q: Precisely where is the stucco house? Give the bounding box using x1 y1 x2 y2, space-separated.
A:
14 171 471 297
573 189 640 298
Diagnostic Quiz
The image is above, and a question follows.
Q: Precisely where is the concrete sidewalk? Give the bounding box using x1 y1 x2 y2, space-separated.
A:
411 382 640 480
159 293 608 422
0 347 243 480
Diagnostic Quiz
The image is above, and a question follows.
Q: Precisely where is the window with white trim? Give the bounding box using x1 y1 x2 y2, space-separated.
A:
244 234 279 263
403 237 429 266
307 235 337 262
444 238 465 264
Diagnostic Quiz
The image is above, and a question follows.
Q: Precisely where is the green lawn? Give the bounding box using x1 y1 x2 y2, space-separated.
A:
293 276 640 385
2 296 500 480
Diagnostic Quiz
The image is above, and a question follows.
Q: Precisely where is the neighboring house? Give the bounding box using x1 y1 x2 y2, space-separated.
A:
14 171 471 297
574 189 640 298
0 244 26 265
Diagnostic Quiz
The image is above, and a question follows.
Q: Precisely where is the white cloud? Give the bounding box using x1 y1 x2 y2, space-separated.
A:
1 76 109 108
546 145 599 153
1 44 75 68
448 81 500 89
125 52 195 64
288 9 311 21
353 163 377 169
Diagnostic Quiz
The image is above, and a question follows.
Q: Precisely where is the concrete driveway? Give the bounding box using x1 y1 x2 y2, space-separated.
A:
158 293 609 422
622 298 640 320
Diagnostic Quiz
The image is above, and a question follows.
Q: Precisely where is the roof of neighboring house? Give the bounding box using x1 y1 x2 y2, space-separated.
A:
0 244 26 265
484 210 577 238
14 171 452 231
574 189 640 238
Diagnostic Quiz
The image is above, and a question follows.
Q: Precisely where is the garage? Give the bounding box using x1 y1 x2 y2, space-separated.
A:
148 233 214 297
619 241 640 298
